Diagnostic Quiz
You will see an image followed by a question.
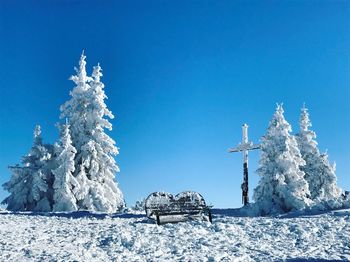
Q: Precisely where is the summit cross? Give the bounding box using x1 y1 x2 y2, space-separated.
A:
228 124 260 206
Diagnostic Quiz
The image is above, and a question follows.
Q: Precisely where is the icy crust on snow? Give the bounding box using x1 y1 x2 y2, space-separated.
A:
0 210 349 261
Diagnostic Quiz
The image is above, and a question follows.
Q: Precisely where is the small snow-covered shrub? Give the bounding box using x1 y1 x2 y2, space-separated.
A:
311 198 344 211
339 191 350 209
132 198 146 211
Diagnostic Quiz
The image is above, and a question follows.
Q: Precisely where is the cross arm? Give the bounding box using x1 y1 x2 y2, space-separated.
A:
228 142 260 153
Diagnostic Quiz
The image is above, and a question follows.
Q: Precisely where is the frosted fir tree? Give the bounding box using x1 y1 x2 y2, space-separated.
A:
24 126 53 211
2 165 32 211
78 63 124 212
52 122 80 211
296 105 342 205
60 51 92 152
60 53 125 212
3 125 52 211
253 105 313 215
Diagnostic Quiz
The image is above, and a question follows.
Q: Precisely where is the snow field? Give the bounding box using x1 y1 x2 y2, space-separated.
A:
0 210 349 261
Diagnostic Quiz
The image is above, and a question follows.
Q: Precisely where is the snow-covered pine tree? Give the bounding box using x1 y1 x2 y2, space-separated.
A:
2 165 32 211
3 125 52 211
60 51 92 152
60 53 125 212
253 104 312 215
78 63 124 212
52 122 79 211
296 105 342 205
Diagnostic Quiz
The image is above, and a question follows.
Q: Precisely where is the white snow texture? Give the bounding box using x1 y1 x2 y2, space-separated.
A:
0 209 349 261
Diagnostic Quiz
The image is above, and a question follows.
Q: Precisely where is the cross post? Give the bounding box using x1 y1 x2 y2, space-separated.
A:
228 124 260 206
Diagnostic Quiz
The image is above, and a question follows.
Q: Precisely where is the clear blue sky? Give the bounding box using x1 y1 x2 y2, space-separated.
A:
0 1 349 208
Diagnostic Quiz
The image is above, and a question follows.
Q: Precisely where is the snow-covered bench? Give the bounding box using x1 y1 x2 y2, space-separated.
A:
145 191 212 225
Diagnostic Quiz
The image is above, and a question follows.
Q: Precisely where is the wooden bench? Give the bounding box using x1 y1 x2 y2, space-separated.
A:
145 191 212 225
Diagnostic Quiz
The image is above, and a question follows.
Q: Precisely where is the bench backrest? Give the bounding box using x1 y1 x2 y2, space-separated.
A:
145 191 208 218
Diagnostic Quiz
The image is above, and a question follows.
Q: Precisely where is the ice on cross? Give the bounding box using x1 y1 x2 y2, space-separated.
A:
229 124 260 206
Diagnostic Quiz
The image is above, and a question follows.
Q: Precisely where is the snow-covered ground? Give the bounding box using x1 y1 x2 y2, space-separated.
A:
0 209 349 261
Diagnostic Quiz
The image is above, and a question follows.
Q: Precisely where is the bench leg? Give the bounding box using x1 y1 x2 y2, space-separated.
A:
208 211 212 223
156 215 161 225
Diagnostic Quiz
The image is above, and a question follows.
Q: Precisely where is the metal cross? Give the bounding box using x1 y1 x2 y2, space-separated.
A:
228 124 260 206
